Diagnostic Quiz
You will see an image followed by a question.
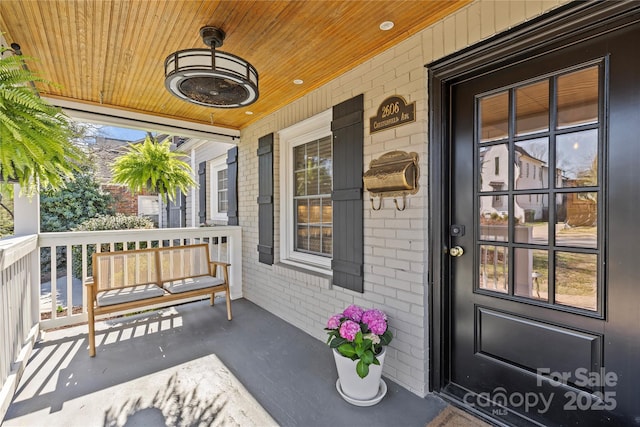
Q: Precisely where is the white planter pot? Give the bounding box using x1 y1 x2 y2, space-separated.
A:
333 347 386 402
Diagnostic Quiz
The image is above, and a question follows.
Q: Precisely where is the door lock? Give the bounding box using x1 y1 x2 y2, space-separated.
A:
449 246 464 257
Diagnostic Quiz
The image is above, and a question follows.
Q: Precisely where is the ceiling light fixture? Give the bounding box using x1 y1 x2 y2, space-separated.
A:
379 21 394 31
293 79 304 85
164 26 259 108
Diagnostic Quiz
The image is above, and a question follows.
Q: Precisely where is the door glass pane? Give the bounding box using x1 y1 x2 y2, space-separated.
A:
514 195 549 245
516 80 549 136
514 248 548 302
480 91 509 142
479 143 508 191
557 66 599 128
556 192 597 248
555 251 597 311
479 245 508 293
515 137 548 190
479 195 508 242
556 130 598 188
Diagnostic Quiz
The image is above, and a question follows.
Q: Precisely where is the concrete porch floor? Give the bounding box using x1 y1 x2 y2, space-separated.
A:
2 298 451 427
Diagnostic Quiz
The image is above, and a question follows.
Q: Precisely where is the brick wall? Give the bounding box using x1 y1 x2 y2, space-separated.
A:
102 185 155 216
237 0 569 396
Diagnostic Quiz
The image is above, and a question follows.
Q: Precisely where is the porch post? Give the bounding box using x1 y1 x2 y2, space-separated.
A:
12 183 41 331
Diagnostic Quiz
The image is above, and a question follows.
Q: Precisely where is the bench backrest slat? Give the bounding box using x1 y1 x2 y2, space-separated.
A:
157 244 211 283
92 247 160 292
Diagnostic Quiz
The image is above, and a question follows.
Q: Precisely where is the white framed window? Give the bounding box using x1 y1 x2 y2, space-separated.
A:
210 156 228 222
279 109 333 272
138 195 160 226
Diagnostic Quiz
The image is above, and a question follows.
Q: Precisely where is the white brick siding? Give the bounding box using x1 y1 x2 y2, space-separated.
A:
237 0 569 396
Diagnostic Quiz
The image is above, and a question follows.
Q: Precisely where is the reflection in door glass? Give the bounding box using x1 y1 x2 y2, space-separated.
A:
516 80 549 136
515 138 549 190
513 204 548 245
514 248 548 301
556 192 597 249
556 130 598 188
480 91 508 142
479 245 508 293
555 252 597 311
479 196 508 242
557 66 599 129
479 144 509 191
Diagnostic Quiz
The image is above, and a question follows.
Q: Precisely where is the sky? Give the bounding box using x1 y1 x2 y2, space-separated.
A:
100 126 148 141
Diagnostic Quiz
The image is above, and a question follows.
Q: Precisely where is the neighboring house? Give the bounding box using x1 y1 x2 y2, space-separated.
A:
479 144 563 222
160 138 235 228
88 135 160 225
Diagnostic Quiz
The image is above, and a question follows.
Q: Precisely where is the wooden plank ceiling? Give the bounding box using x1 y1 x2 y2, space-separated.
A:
0 1 469 131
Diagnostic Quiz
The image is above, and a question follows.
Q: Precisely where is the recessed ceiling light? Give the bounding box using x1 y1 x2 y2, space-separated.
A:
245 111 254 115
293 79 304 85
379 21 394 31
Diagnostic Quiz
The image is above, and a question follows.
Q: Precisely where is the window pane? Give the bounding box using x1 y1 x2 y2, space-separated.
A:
479 143 508 191
555 252 597 311
515 138 548 190
557 66 598 128
480 91 509 142
295 144 306 170
514 198 549 245
293 137 333 257
319 136 332 194
479 245 508 293
295 171 306 196
516 80 549 136
556 192 597 249
296 199 309 224
514 248 548 302
556 130 598 188
322 226 333 254
479 196 508 242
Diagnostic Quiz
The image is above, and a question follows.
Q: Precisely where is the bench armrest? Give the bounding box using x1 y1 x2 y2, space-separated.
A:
209 261 230 268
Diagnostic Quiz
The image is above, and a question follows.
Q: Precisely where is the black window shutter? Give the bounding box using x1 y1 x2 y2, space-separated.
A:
198 161 207 225
331 94 364 292
257 133 274 265
227 146 239 225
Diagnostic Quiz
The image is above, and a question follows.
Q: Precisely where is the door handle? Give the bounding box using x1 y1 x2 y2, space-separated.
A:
449 246 464 257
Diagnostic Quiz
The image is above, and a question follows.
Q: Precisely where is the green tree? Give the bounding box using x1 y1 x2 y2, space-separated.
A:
111 135 197 202
0 46 83 193
40 171 114 232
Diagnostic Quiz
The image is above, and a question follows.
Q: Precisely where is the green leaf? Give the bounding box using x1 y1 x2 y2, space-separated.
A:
354 331 363 345
380 330 393 346
361 350 374 365
329 337 347 349
338 343 357 358
372 357 380 366
356 360 369 378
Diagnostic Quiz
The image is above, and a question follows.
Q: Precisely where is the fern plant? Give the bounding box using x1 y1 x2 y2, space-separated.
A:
111 135 197 202
0 47 83 193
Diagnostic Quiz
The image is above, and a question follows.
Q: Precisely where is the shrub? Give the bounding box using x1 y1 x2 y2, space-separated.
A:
74 213 154 231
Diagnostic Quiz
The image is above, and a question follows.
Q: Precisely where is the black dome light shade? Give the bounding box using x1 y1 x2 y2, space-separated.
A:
164 26 258 108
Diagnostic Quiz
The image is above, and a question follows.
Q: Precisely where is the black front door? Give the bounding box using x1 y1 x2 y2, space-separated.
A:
444 15 640 426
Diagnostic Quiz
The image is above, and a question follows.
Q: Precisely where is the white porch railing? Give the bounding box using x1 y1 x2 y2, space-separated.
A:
38 226 243 330
0 234 40 421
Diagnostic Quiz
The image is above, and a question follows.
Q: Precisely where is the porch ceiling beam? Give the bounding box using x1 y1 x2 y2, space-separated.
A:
44 97 240 144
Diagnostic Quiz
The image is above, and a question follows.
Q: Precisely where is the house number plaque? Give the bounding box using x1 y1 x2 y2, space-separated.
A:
369 95 416 134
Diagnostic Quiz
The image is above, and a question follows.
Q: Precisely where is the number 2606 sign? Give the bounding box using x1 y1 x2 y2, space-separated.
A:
370 95 416 134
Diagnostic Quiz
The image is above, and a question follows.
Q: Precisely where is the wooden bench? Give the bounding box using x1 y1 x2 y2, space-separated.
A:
86 243 232 356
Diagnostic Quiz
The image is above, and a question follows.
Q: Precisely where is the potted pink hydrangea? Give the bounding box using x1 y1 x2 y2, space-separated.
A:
326 305 393 403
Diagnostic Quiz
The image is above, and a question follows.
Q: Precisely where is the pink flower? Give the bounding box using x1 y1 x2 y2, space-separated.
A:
342 304 364 322
362 309 388 335
367 318 387 335
362 308 386 325
339 320 360 341
326 314 342 330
